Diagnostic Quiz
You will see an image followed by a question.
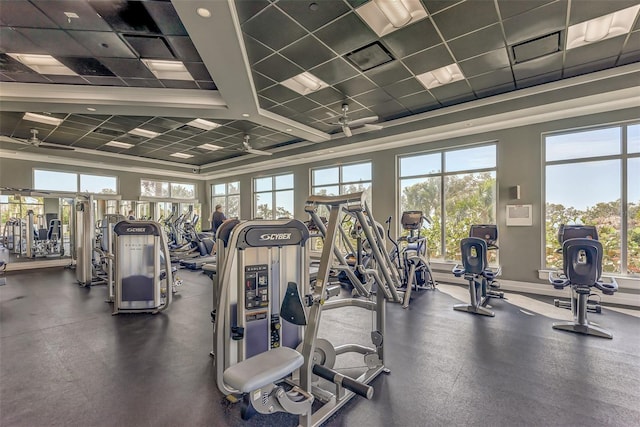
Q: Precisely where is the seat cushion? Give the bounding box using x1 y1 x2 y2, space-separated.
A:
223 347 303 393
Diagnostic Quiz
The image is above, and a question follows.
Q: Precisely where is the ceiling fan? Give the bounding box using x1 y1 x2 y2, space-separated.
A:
1 129 75 151
240 134 272 156
330 103 383 137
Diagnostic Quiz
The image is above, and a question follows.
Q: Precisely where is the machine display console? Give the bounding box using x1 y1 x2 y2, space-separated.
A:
244 264 269 309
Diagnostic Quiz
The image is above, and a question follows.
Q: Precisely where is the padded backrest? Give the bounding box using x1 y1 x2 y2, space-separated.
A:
460 237 488 275
47 219 61 240
560 225 598 242
562 238 602 286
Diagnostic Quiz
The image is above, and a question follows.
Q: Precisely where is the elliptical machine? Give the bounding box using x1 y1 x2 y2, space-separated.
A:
386 211 437 308
451 225 504 317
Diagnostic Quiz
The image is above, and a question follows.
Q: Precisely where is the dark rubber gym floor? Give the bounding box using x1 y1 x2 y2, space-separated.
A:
1 267 639 427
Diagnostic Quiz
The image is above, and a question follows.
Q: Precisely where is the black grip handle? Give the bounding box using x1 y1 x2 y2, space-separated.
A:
312 364 374 399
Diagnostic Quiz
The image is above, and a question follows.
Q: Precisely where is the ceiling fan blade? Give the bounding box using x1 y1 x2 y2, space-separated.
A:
38 142 75 151
246 148 273 156
0 135 29 145
362 124 383 131
342 124 353 137
349 115 379 127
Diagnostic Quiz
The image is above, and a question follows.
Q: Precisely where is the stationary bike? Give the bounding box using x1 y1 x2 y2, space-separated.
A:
451 225 504 317
386 211 436 308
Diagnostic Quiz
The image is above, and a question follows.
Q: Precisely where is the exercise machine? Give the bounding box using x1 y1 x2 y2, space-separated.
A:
75 196 97 286
97 214 126 301
387 211 437 308
451 224 503 317
553 225 602 313
212 214 385 426
112 220 175 314
548 238 618 338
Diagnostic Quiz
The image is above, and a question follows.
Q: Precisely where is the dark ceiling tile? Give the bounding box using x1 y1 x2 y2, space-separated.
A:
516 69 562 88
122 78 164 88
467 67 514 91
382 78 425 98
0 54 35 74
253 53 303 82
143 1 187 36
497 0 555 19
252 71 276 91
568 0 639 26
35 0 112 30
280 35 335 70
315 13 377 56
622 31 640 54
277 0 350 32
147 117 184 130
563 57 617 78
459 48 511 78
333 75 378 97
429 81 473 102
402 44 454 75
382 18 441 58
440 92 477 107
306 87 345 105
432 1 499 40
242 5 307 51
423 1 464 15
364 60 411 87
282 96 321 113
160 79 199 89
369 100 409 120
0 28 43 53
100 58 156 78
57 57 114 77
306 106 337 122
564 35 626 68
475 82 517 99
235 0 271 24
123 35 174 59
244 36 274 64
184 62 212 81
0 0 58 27
448 24 505 61
15 28 91 56
67 31 136 58
45 75 89 84
512 51 563 80
503 0 567 45
258 95 277 109
309 57 359 85
618 50 640 66
0 73 14 82
88 0 160 33
83 76 126 86
351 88 393 107
196 80 217 90
167 36 203 62
398 91 439 113
259 84 299 103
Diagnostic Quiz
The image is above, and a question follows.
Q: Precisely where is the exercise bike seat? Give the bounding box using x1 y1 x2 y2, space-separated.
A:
223 346 304 393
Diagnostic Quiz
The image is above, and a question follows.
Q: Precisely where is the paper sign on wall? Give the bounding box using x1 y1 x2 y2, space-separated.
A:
506 204 533 226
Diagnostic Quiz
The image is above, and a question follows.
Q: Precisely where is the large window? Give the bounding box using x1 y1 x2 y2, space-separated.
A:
399 144 496 262
254 174 294 219
311 162 372 197
212 181 240 219
545 123 639 274
141 180 195 199
33 169 117 194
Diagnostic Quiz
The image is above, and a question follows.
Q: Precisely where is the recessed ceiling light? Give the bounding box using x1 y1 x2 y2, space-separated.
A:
8 53 77 75
197 7 211 18
187 118 220 131
286 128 293 132
170 152 194 159
242 113 250 117
140 59 194 81
356 0 428 37
128 128 160 138
281 72 328 95
64 12 79 19
106 140 134 149
23 112 63 126
86 107 96 112
198 143 223 151
566 4 640 50
416 64 464 89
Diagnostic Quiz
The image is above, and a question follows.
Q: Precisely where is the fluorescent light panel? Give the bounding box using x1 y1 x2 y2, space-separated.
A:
170 152 193 159
128 128 160 138
23 112 63 126
106 141 134 149
416 64 464 90
567 5 640 50
198 143 222 151
8 53 77 75
141 59 194 81
281 72 328 95
187 118 220 131
356 0 428 37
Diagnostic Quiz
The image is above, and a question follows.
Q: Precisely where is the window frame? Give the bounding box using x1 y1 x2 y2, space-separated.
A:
211 181 240 219
253 173 294 219
140 179 196 200
311 161 373 197
33 169 118 194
